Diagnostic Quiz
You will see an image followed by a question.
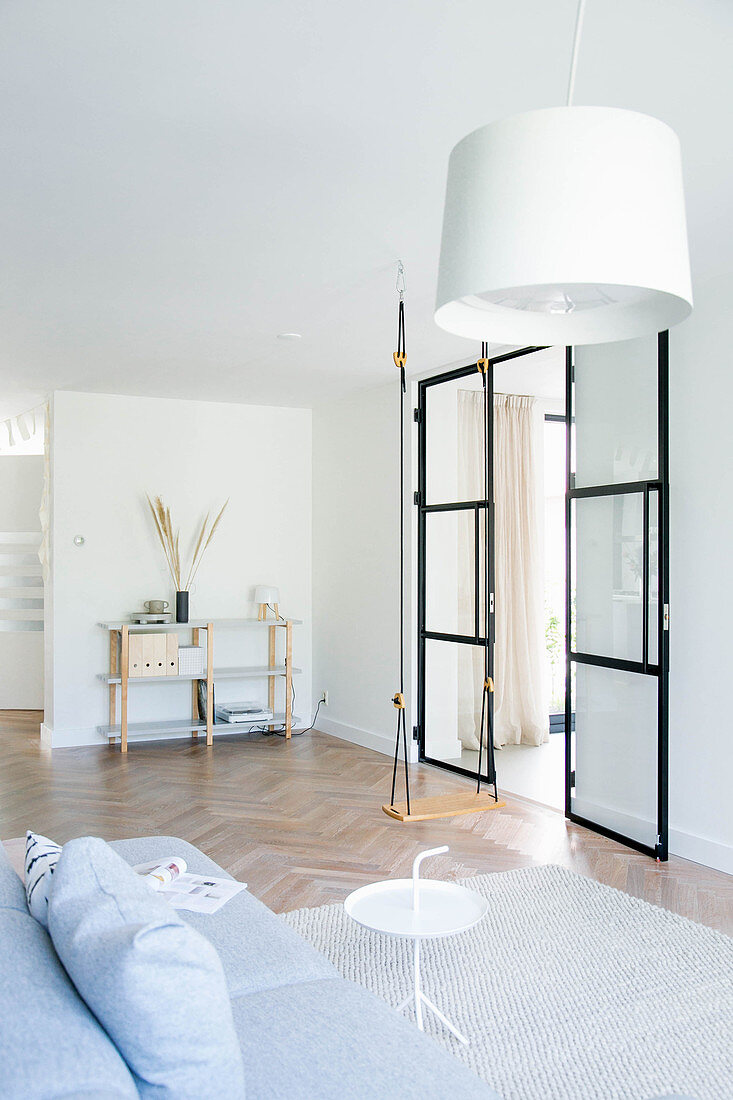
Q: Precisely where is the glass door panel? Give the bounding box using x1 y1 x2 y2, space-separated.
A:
424 510 475 637
574 334 659 489
573 492 645 663
418 354 502 792
423 637 493 782
477 510 490 641
648 490 659 666
567 333 668 860
571 665 658 849
425 373 486 505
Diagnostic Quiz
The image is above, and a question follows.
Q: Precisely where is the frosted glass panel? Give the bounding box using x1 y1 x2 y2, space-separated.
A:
477 511 489 639
424 638 490 778
425 511 474 636
571 664 658 848
425 375 485 504
648 490 659 665
574 493 644 662
575 334 658 488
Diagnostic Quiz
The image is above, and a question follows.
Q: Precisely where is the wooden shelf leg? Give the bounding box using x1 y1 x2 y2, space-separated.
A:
268 625 276 732
206 622 214 747
191 627 200 739
120 625 129 754
285 620 293 739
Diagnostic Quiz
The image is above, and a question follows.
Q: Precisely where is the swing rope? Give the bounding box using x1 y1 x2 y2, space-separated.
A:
389 261 410 814
387 276 499 818
476 341 499 801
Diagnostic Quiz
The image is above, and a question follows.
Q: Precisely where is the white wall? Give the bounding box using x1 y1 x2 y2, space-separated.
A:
312 382 417 762
0 455 44 708
45 391 312 747
667 274 733 873
0 456 44 529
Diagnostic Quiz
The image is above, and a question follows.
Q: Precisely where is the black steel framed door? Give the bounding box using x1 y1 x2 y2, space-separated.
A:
565 332 670 860
416 347 544 782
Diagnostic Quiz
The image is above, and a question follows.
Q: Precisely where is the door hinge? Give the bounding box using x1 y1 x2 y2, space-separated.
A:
655 835 665 860
569 769 576 789
663 604 670 631
414 490 422 506
414 407 422 423
412 725 419 742
489 592 495 614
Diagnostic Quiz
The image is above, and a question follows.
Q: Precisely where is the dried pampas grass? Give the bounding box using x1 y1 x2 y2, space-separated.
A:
146 495 228 591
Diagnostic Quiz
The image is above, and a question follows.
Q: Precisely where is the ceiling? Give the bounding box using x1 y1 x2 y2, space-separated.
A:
1 1 731 410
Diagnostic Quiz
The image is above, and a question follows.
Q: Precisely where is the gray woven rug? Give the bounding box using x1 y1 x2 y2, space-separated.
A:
282 865 733 1100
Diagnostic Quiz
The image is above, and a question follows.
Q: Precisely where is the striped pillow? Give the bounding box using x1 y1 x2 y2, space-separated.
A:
25 831 62 927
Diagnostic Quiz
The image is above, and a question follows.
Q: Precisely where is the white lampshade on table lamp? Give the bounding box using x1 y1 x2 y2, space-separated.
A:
435 2 692 345
255 585 281 621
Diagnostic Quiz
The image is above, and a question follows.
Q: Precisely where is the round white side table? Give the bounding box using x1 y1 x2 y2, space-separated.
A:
344 846 487 1045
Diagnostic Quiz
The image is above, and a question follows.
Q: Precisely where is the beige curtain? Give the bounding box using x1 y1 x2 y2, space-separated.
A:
457 391 548 749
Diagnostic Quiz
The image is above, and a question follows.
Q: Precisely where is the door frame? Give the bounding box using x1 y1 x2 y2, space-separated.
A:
416 345 546 782
564 333 670 860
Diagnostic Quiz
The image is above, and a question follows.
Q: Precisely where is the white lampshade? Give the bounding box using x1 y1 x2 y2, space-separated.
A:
435 107 692 345
254 585 279 606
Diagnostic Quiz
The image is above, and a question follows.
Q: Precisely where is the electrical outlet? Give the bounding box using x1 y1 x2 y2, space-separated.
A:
320 691 328 706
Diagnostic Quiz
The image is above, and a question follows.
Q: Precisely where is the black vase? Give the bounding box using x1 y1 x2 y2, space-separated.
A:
176 590 189 623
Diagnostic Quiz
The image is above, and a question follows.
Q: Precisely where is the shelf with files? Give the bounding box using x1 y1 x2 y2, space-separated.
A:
102 618 299 752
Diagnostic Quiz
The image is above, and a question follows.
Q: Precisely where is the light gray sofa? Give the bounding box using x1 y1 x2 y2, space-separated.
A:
0 834 497 1099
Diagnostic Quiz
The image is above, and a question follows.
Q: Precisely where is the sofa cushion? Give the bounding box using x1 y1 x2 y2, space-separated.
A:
48 837 245 1100
0 906 138 1100
0 839 29 912
230 977 498 1100
110 836 336 997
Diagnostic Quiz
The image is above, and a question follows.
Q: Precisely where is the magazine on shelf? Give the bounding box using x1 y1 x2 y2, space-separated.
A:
133 856 247 914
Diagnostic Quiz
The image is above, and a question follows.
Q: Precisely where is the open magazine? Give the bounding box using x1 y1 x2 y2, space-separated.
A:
133 856 247 914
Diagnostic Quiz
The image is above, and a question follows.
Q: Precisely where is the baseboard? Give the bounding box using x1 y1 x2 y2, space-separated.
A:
42 724 105 748
316 714 418 762
571 795 733 874
668 828 733 876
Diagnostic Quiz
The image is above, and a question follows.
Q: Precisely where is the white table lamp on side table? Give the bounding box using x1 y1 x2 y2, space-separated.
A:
344 846 488 1045
255 585 281 622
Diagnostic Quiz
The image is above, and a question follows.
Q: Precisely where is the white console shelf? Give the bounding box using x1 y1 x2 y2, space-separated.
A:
98 618 303 631
101 617 300 753
98 665 302 685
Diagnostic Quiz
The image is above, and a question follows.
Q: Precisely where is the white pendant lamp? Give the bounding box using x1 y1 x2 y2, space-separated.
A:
435 1 692 345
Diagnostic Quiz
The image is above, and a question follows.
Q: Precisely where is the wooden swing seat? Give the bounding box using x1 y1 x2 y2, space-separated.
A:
382 790 505 821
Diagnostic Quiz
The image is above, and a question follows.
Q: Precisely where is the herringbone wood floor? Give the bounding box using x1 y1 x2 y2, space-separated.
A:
1 710 731 933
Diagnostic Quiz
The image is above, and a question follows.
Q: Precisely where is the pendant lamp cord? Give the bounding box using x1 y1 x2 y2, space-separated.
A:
389 261 410 814
476 343 498 801
566 0 586 107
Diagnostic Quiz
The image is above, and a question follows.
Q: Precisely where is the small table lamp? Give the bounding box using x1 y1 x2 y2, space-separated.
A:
255 585 281 621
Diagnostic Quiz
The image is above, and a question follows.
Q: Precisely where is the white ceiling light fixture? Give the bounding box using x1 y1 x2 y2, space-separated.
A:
276 332 302 340
435 0 693 345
